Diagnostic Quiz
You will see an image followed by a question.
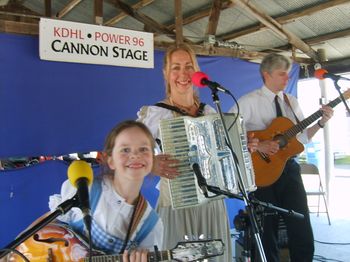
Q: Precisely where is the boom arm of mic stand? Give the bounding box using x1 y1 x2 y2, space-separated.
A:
250 198 304 220
0 197 78 259
206 185 243 201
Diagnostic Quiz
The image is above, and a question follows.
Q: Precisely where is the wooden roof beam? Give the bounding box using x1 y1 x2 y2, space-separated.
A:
0 1 42 18
104 0 154 26
231 0 319 61
56 0 82 19
0 19 38 35
304 28 350 45
167 0 234 31
94 0 103 25
205 0 222 36
276 28 350 52
220 0 349 41
114 0 192 42
174 0 183 45
155 40 266 60
44 0 51 17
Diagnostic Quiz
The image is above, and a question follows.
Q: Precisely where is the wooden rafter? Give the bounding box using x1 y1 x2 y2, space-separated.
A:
174 0 183 44
231 0 319 61
104 0 154 26
276 27 350 51
94 0 103 25
0 0 349 66
0 1 41 18
167 0 234 31
0 1 41 25
44 0 51 17
113 0 179 39
304 28 350 46
220 0 350 41
205 0 222 36
0 11 40 20
0 19 38 35
56 0 82 19
155 40 267 61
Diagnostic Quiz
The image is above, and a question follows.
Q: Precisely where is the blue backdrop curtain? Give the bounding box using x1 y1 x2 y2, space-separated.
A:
0 33 299 248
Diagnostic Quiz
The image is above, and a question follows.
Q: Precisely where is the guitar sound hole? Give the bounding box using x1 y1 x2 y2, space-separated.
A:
273 134 288 148
33 234 69 247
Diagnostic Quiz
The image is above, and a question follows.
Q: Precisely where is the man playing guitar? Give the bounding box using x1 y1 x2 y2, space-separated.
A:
230 53 334 262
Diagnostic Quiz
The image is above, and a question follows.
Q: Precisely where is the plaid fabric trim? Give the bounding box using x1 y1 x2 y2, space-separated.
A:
91 219 127 254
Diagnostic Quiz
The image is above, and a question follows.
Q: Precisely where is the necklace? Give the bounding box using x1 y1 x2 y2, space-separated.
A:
169 97 197 109
168 97 198 116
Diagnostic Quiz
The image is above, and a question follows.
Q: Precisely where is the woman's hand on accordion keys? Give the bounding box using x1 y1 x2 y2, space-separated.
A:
153 154 180 179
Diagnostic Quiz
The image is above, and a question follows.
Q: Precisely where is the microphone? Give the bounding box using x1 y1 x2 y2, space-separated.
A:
314 68 350 81
192 71 231 94
68 160 93 230
191 163 208 197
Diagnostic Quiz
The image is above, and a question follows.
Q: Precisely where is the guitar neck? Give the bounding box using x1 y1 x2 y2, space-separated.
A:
147 250 171 262
285 95 342 138
86 250 171 262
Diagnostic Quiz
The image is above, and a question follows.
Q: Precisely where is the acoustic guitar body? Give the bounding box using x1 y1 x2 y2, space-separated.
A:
249 117 304 187
8 224 89 262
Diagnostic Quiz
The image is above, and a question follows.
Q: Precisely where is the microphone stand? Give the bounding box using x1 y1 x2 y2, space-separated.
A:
333 80 350 115
0 196 79 260
193 163 304 260
205 184 304 220
209 88 267 262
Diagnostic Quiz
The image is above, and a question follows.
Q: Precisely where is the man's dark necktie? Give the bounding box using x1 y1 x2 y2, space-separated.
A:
274 95 283 117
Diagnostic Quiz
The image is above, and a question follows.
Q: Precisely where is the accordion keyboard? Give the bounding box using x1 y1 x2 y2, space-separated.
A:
160 114 256 209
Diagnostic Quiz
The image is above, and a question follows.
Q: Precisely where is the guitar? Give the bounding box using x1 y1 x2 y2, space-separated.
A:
249 89 350 187
7 223 224 262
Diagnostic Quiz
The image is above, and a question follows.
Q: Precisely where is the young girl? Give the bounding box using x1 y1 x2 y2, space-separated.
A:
49 120 163 261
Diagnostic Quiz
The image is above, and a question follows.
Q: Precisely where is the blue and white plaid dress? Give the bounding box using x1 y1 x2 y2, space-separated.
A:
50 177 163 254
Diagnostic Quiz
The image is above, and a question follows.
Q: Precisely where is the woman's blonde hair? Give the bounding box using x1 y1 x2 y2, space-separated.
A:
162 43 200 103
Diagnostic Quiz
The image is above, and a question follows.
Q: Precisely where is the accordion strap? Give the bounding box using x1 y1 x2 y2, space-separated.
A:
154 102 206 117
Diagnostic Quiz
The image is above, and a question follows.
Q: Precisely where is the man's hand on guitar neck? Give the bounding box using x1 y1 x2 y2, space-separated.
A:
257 140 280 155
307 105 334 140
319 105 334 127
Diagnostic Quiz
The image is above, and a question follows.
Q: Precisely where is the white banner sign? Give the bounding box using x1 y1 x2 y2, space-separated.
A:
39 18 154 68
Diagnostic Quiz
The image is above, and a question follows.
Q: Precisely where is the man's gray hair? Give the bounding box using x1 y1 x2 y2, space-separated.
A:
260 53 291 78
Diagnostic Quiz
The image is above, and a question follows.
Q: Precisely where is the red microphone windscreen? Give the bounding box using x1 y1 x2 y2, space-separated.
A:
192 71 209 87
314 68 328 80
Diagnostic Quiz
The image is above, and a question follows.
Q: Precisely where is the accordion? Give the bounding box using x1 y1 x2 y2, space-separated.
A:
159 113 256 209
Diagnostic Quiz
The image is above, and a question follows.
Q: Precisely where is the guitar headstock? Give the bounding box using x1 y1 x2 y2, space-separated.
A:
171 239 224 261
